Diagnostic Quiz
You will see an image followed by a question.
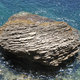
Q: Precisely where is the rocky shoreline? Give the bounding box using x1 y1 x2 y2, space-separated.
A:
0 12 80 67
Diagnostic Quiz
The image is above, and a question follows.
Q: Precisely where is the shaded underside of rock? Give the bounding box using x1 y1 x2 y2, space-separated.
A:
0 12 80 66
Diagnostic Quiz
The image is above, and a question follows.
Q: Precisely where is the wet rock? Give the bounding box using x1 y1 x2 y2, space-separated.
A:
0 12 80 67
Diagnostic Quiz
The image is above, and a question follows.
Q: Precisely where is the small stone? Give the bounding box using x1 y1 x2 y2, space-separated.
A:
0 70 2 74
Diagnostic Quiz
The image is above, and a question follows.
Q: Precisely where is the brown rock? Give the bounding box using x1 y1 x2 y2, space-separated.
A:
0 12 80 66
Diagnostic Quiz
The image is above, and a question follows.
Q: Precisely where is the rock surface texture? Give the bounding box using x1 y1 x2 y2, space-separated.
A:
0 12 80 66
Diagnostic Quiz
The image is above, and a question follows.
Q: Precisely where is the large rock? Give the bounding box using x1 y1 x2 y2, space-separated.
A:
0 12 80 66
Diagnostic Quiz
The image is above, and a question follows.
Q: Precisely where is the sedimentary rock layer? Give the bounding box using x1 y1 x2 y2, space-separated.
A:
0 12 80 66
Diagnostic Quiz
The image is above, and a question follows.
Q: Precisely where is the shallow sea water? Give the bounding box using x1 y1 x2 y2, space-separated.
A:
0 0 80 80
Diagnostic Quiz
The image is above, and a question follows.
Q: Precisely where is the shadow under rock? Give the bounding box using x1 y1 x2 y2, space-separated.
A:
0 46 78 77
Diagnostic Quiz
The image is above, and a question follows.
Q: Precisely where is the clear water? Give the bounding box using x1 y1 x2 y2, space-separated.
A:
0 0 80 30
0 0 80 80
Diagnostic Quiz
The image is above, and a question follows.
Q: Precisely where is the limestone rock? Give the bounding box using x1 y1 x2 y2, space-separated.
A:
0 12 80 66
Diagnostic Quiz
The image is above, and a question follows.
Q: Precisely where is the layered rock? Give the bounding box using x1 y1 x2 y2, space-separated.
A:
0 12 80 66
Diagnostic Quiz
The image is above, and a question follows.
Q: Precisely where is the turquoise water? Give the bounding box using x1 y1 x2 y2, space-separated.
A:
0 0 80 29
0 0 80 80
